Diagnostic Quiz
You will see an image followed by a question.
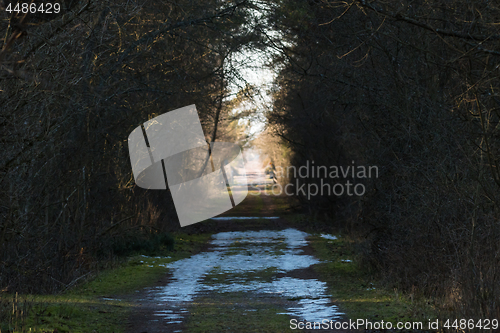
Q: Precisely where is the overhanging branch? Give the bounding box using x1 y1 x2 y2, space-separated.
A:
356 0 500 41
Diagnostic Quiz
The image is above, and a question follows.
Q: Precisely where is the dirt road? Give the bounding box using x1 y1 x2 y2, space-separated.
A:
126 188 354 333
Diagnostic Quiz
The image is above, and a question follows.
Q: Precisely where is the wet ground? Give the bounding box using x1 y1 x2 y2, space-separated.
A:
127 228 348 332
126 166 354 332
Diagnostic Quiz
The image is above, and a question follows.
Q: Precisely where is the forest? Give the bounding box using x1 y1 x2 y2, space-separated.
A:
1 0 500 331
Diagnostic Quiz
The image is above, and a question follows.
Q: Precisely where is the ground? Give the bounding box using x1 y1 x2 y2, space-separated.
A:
124 189 357 333
2 186 435 332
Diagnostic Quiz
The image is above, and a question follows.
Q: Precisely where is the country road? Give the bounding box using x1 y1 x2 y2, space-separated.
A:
126 227 351 332
125 165 354 333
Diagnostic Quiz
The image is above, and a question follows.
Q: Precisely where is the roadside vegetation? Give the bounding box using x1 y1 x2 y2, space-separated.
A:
0 233 210 333
309 228 436 327
264 0 500 323
1 192 437 332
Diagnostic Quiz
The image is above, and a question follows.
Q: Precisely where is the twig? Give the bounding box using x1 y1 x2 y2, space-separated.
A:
99 216 135 236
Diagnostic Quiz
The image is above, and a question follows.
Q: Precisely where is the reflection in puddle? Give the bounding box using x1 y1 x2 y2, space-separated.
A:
150 228 343 325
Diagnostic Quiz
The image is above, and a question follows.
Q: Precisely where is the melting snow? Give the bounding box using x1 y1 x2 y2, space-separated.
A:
320 234 338 240
149 228 344 324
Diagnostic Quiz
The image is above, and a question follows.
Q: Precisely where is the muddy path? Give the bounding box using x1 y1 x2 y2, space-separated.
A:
125 190 356 333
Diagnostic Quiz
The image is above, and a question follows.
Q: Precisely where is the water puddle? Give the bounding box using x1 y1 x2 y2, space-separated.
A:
145 228 343 327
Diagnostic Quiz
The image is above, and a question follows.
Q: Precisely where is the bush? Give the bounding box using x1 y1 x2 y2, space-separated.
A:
110 232 175 257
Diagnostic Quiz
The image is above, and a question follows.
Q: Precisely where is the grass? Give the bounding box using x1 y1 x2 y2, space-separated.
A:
74 233 211 297
226 238 287 256
185 292 296 333
204 267 278 285
265 192 295 213
0 292 130 332
0 232 212 333
224 189 265 215
308 231 437 330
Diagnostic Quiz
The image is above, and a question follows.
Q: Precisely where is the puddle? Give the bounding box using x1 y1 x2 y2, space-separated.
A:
148 228 344 325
